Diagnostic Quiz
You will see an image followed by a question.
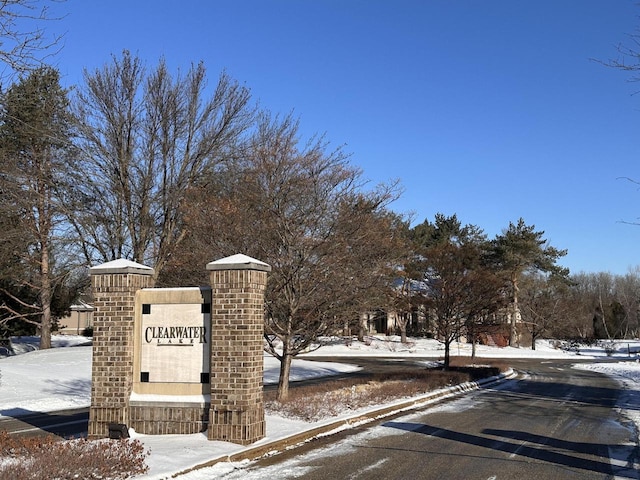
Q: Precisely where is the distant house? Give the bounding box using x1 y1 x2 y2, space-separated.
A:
359 276 513 344
58 301 94 335
360 307 431 336
357 277 433 336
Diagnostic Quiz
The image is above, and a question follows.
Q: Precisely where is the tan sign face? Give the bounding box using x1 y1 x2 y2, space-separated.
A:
140 303 210 383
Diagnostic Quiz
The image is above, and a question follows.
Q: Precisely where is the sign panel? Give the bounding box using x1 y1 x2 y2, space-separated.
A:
139 303 210 383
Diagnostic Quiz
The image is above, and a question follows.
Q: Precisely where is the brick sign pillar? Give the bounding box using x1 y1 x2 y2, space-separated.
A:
207 254 271 445
88 259 154 439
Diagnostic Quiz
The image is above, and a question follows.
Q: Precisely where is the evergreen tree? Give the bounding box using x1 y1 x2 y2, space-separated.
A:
492 218 569 347
0 66 75 348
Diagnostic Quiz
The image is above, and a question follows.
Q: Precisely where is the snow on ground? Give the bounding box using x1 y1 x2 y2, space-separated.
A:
302 335 579 358
0 336 361 419
1 335 639 479
575 360 640 446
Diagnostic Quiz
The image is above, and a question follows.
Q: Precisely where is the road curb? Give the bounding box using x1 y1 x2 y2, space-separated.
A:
173 368 516 477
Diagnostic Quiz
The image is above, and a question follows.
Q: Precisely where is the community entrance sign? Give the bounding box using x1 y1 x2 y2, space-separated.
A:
134 288 211 393
88 255 270 445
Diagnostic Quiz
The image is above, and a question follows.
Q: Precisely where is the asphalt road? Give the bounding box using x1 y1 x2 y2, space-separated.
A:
235 358 640 480
0 408 89 439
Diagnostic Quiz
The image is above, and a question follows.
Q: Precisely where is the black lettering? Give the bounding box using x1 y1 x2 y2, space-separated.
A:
144 324 208 343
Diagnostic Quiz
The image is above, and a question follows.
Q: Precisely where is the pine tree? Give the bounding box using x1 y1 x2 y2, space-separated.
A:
0 66 74 348
492 218 569 347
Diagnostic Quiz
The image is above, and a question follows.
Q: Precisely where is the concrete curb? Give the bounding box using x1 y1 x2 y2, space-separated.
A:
173 368 517 477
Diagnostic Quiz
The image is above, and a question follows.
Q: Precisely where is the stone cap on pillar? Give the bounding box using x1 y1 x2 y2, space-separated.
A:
206 254 272 272
89 259 155 276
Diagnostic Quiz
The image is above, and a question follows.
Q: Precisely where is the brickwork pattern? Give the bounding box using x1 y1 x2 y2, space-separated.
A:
129 405 208 435
208 269 267 444
88 272 153 439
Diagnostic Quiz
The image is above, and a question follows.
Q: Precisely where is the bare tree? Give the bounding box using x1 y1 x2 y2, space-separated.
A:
465 266 508 359
602 22 640 225
416 241 504 369
0 0 65 78
411 214 505 368
389 276 414 344
164 112 404 400
519 273 572 349
569 270 640 340
563 272 602 339
615 269 640 338
70 51 254 277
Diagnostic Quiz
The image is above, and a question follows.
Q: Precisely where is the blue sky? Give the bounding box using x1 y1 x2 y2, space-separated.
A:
45 0 640 275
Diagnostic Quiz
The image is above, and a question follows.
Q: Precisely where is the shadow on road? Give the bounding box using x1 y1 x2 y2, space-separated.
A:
506 377 640 412
1 407 88 438
384 421 637 479
482 428 607 456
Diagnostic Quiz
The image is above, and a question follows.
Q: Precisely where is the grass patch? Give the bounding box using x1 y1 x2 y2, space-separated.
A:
265 360 508 422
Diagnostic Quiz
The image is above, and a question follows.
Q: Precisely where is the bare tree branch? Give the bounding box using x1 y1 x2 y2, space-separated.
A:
0 0 66 79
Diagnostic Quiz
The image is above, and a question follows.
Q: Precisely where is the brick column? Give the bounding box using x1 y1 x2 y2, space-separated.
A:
88 259 154 439
207 254 270 444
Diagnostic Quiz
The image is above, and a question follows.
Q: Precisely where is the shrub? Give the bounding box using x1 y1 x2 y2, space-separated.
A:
0 431 149 479
603 340 616 356
265 363 506 422
82 326 94 337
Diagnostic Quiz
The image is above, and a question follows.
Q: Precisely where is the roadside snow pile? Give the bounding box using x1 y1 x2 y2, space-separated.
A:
575 361 640 443
577 361 640 384
3 335 90 356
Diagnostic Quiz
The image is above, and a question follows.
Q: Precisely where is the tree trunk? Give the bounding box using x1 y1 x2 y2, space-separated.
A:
276 352 293 401
510 273 520 347
597 291 612 340
342 318 350 337
39 248 52 350
399 315 407 344
357 315 366 342
470 329 477 361
443 340 451 370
